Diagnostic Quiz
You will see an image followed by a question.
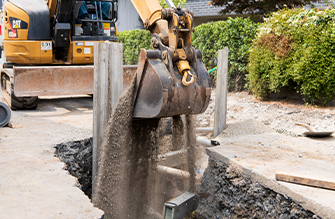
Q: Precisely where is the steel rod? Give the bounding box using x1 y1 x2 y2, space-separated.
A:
156 165 190 179
195 127 214 133
165 0 176 8
196 136 220 147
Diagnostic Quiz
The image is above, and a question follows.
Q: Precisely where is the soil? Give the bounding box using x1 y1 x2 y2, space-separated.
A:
193 157 320 219
197 91 335 136
11 92 335 218
55 138 94 198
192 91 334 219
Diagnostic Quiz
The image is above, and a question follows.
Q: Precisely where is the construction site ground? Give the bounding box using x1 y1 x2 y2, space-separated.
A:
1 90 335 218
0 95 103 219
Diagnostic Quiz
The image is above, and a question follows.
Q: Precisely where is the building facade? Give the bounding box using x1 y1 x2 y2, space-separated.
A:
186 0 335 26
116 0 335 31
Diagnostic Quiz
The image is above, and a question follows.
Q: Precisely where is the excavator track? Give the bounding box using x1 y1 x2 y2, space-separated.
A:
1 69 38 110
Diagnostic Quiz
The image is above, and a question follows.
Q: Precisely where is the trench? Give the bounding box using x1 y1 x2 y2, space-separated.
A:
54 77 320 218
54 121 195 217
55 76 197 218
54 138 321 219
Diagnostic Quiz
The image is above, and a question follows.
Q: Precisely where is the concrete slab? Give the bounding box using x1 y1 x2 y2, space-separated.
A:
0 96 103 219
209 120 335 219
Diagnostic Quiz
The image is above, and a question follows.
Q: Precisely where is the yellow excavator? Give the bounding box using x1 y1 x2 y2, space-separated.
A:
0 0 211 118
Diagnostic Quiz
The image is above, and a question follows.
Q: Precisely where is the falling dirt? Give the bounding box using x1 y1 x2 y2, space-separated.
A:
92 76 157 218
91 75 197 218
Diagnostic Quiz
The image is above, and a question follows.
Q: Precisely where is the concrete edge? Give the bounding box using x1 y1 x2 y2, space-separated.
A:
52 146 105 218
206 147 335 219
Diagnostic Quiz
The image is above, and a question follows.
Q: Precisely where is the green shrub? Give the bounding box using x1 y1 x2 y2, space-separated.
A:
248 8 335 104
118 30 151 65
159 0 186 8
192 17 259 91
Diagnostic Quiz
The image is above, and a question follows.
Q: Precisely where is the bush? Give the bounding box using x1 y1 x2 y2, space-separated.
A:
159 0 186 8
248 8 335 104
192 18 258 91
118 30 151 65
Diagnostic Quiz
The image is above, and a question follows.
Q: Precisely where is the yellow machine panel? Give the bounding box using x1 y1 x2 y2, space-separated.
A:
71 40 117 64
72 41 95 64
4 41 53 64
4 2 29 40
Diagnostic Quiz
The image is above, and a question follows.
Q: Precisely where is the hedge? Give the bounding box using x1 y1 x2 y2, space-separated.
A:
192 18 258 91
247 8 335 104
118 29 151 65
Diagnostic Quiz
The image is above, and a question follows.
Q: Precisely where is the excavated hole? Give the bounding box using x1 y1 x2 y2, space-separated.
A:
55 138 321 219
55 138 94 199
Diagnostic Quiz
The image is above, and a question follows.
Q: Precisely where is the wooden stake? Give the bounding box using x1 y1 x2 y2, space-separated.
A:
214 48 229 137
276 172 335 191
92 42 123 198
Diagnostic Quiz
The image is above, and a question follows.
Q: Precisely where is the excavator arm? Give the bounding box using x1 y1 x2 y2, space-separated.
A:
131 0 194 82
129 0 211 118
130 0 169 45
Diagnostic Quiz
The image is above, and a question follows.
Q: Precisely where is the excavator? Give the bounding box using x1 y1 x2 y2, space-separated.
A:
0 0 211 118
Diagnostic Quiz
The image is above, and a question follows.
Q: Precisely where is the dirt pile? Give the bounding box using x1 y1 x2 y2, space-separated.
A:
193 157 320 219
196 91 335 137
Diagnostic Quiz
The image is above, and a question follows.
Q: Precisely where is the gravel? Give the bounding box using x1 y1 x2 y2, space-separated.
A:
193 157 321 219
197 91 335 136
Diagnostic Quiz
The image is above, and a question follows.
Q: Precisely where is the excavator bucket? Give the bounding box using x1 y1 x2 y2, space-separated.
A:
132 49 211 119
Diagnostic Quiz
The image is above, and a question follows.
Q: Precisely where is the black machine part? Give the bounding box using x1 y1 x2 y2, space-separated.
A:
53 23 71 48
8 0 50 40
0 102 11 127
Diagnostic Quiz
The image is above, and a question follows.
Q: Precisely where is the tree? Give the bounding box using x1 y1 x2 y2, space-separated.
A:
159 0 186 8
209 0 319 16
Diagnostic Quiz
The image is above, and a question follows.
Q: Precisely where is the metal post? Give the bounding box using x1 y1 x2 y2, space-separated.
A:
214 47 229 137
165 0 176 8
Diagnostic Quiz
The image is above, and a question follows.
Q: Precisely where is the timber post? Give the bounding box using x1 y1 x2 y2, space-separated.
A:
92 41 123 198
214 47 229 137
